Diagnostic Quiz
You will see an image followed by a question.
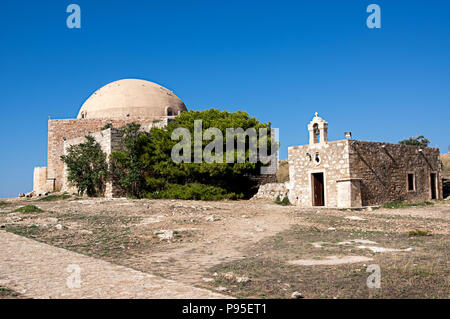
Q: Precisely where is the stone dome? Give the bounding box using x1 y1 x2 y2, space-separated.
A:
77 79 187 119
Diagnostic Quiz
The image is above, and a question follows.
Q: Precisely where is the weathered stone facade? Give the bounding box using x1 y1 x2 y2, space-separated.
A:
348 140 442 206
34 117 171 195
62 128 127 197
288 114 443 208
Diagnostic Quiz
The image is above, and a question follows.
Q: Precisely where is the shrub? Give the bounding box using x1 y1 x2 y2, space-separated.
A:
110 123 152 198
147 183 241 201
61 136 108 197
274 196 290 206
399 136 430 147
38 193 71 201
408 229 432 237
13 205 44 213
281 196 291 206
0 201 7 207
382 201 434 209
274 195 281 204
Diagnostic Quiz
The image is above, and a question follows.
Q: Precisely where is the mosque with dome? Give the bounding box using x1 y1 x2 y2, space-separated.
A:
33 78 188 196
33 78 443 206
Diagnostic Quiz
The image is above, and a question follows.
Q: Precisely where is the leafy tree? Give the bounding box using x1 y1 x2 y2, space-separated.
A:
60 136 108 196
110 109 275 199
399 136 430 147
109 123 152 198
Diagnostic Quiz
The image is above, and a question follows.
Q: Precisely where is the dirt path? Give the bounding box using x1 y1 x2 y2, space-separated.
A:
0 230 229 299
124 202 299 284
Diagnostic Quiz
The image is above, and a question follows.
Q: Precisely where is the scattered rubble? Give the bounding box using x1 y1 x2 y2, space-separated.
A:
357 246 414 253
5 216 23 223
345 216 367 221
202 277 215 283
154 230 174 240
252 182 289 201
288 255 373 266
291 291 304 299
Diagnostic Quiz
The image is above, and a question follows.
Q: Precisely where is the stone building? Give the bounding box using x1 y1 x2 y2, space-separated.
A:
287 113 443 208
33 79 187 196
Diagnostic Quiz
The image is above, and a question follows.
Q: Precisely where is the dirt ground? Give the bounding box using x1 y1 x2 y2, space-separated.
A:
0 196 449 299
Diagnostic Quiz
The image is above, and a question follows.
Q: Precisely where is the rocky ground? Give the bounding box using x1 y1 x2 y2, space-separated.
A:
0 196 449 298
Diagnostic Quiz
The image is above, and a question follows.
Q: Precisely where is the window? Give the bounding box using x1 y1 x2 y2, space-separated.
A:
407 173 415 191
167 107 175 116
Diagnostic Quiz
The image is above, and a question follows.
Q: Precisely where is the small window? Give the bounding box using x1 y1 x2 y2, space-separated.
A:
407 173 415 191
167 107 175 116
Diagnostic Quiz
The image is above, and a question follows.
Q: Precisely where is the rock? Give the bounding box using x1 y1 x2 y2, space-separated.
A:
79 229 93 235
252 182 289 200
216 286 228 292
205 215 220 222
366 207 373 212
236 276 250 283
155 230 174 240
291 291 304 299
6 216 22 223
0 224 5 229
55 224 63 230
202 277 215 283
212 272 218 277
327 227 336 231
47 217 59 224
345 216 367 221
223 272 234 280
241 215 248 218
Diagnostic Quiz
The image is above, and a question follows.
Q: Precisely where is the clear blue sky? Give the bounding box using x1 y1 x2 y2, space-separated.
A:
0 0 449 197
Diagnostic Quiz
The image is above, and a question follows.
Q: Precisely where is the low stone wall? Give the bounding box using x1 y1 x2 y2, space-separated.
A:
252 182 289 201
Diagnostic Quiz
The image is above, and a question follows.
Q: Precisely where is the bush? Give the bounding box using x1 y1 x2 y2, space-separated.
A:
38 193 71 201
0 201 7 207
13 205 44 213
408 229 432 237
399 136 430 147
281 196 291 206
61 136 109 197
274 195 281 204
147 183 241 201
274 196 290 206
110 123 152 198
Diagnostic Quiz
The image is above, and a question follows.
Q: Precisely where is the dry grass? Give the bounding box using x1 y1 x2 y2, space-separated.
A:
1 197 449 299
442 153 450 179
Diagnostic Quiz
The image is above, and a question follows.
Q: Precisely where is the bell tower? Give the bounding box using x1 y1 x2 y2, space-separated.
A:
308 112 328 145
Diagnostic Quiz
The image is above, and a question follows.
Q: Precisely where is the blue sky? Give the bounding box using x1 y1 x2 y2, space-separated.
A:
0 0 449 197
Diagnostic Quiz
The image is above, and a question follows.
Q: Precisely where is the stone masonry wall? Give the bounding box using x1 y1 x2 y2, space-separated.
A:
252 182 289 201
47 117 168 191
62 128 126 197
348 141 443 206
288 140 350 207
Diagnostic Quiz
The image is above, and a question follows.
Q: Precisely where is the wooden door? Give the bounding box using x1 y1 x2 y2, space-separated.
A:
312 173 324 206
